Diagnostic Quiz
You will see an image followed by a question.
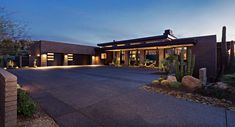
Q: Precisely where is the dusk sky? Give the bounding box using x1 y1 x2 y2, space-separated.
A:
1 0 235 46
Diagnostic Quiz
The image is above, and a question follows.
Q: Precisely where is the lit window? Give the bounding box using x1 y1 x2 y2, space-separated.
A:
117 44 125 46
101 53 107 59
68 54 73 61
104 45 113 48
47 53 54 61
130 42 142 45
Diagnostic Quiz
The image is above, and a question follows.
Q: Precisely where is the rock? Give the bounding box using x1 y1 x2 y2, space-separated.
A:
152 80 160 85
161 80 170 86
149 64 155 68
167 75 177 82
215 82 229 90
182 76 202 91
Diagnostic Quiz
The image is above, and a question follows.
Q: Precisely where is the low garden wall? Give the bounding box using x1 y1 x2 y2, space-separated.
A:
0 68 17 127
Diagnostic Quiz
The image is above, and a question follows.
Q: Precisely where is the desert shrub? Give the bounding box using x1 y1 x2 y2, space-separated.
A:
197 86 233 100
152 80 160 85
169 81 182 88
161 80 170 86
17 89 36 118
158 78 164 82
222 73 235 87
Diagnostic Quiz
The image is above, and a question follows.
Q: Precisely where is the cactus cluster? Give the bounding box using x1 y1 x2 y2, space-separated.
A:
175 47 195 81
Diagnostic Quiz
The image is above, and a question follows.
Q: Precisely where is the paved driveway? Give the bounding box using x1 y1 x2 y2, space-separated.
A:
9 66 235 127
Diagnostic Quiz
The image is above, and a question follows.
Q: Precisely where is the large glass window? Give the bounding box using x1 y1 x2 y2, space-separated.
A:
174 47 187 60
145 50 158 66
129 50 139 65
164 48 175 58
101 53 107 59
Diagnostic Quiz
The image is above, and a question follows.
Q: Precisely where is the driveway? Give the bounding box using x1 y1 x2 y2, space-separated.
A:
9 66 235 127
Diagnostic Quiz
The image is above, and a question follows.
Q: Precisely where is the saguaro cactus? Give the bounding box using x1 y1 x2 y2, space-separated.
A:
180 47 185 79
190 54 195 75
187 48 192 75
221 26 227 74
175 47 195 81
175 56 180 81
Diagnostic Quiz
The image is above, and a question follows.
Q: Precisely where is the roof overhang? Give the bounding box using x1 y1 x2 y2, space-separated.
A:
99 38 196 51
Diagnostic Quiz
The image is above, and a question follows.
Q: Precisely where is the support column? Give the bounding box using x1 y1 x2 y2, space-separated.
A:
40 54 47 66
112 51 116 64
159 49 164 67
124 51 129 66
64 54 68 66
116 51 121 65
139 50 145 66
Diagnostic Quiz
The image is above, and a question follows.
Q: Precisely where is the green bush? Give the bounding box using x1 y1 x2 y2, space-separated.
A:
169 81 182 88
17 89 36 118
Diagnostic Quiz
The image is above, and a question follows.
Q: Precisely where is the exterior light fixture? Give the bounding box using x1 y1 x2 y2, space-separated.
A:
37 54 40 57
228 49 231 55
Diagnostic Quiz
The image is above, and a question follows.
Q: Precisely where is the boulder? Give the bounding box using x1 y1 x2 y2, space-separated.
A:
214 82 229 90
167 75 177 82
161 80 170 86
152 80 160 85
182 76 202 91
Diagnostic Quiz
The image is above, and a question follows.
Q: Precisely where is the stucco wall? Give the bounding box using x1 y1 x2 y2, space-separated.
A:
192 35 217 81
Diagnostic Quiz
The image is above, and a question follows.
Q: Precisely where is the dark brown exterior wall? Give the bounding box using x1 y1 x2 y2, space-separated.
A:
29 41 96 66
40 41 95 55
76 54 91 65
192 35 217 81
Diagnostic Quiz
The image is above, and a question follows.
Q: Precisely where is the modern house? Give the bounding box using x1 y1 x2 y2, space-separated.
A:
29 40 100 67
28 29 234 80
97 30 232 80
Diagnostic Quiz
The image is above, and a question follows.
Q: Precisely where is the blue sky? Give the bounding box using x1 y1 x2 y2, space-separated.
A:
1 0 235 46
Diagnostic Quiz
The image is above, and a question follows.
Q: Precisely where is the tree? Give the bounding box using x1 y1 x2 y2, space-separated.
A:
0 7 31 55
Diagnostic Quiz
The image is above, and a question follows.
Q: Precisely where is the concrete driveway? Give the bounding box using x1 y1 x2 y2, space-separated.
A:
9 66 235 127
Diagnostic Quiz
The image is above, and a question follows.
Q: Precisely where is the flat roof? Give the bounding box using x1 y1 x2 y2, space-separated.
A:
99 37 196 50
97 34 169 46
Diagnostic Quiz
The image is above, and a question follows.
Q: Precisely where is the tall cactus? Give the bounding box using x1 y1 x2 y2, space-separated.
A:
174 47 195 81
221 26 227 75
180 47 184 79
190 54 195 75
175 56 180 81
187 48 192 75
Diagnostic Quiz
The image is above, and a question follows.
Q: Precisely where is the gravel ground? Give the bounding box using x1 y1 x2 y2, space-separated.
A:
143 84 235 111
17 106 59 127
